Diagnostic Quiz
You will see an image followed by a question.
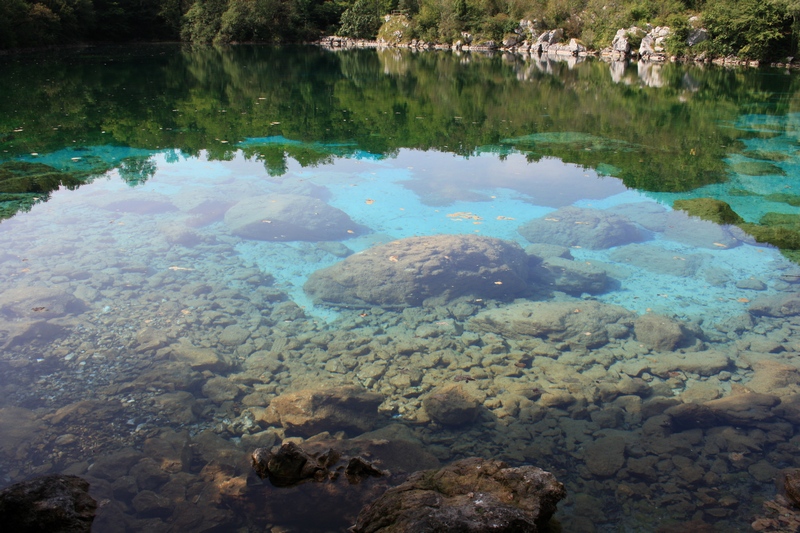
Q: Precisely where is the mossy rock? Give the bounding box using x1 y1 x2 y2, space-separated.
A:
764 193 800 207
742 150 792 162
0 161 82 194
760 212 800 229
739 223 800 249
728 188 758 197
730 161 786 176
673 198 744 225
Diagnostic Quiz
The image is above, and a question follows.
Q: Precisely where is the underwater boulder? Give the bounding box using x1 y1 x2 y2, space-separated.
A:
304 234 529 308
351 457 566 533
265 386 384 437
468 300 634 348
518 206 643 249
0 286 86 319
224 194 365 241
422 383 481 426
529 256 610 295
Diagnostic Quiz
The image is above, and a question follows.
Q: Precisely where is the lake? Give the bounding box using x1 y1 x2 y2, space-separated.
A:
2 44 800 532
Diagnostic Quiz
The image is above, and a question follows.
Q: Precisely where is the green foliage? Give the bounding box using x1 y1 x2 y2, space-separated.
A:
338 0 384 38
703 0 790 59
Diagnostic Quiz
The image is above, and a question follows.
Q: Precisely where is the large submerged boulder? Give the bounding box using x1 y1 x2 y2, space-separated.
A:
518 206 643 249
304 234 529 308
468 300 635 348
224 194 365 241
351 457 566 533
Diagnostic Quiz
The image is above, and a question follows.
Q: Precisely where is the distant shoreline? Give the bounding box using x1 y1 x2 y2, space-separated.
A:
315 35 793 69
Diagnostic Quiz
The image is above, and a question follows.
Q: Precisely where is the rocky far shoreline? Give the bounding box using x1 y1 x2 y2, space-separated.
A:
316 15 794 69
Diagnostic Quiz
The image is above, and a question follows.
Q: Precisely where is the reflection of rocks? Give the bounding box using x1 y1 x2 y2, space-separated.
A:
0 475 96 532
266 386 384 437
351 457 566 533
305 234 529 308
224 194 365 241
423 383 481 426
469 300 634 348
519 206 643 249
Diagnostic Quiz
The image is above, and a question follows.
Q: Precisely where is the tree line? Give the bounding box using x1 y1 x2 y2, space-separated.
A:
0 0 798 60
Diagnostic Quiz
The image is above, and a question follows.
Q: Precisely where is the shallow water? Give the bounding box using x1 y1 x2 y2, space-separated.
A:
2 45 800 532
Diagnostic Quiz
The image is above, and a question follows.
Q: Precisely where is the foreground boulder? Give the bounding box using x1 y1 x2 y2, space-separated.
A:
247 429 440 531
518 206 643 249
351 457 566 532
224 194 365 241
0 474 96 532
304 234 529 308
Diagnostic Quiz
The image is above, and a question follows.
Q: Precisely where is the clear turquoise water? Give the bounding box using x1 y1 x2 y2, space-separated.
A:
2 46 800 532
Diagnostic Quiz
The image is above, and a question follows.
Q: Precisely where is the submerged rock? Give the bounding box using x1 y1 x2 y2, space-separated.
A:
610 243 706 276
749 293 800 317
304 234 529 308
468 300 634 348
224 194 365 241
0 286 86 319
518 206 643 249
266 386 384 437
0 474 96 532
666 392 780 429
423 383 481 426
350 457 566 533
634 313 690 351
529 256 610 295
672 198 744 225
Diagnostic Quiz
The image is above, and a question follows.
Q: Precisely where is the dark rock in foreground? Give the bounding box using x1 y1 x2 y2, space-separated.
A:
304 234 529 308
251 441 387 487
0 474 96 532
350 457 566 533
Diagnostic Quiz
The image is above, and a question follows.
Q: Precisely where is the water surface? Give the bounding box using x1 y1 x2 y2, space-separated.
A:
2 45 800 532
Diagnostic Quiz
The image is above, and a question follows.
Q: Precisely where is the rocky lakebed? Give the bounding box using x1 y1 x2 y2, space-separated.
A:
1 150 800 532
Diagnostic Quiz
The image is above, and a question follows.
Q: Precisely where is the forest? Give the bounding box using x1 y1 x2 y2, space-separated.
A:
0 0 799 60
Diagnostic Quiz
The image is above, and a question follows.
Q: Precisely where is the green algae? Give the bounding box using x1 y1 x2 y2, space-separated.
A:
742 150 793 162
729 161 786 176
764 193 800 207
672 198 744 225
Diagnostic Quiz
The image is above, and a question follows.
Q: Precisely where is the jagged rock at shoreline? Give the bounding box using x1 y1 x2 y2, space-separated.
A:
350 457 566 533
304 234 529 308
0 475 97 532
224 194 366 241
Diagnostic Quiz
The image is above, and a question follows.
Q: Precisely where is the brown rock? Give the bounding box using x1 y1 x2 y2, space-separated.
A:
423 383 481 426
633 313 688 351
584 436 626 477
305 234 529 308
268 386 384 437
351 457 566 533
